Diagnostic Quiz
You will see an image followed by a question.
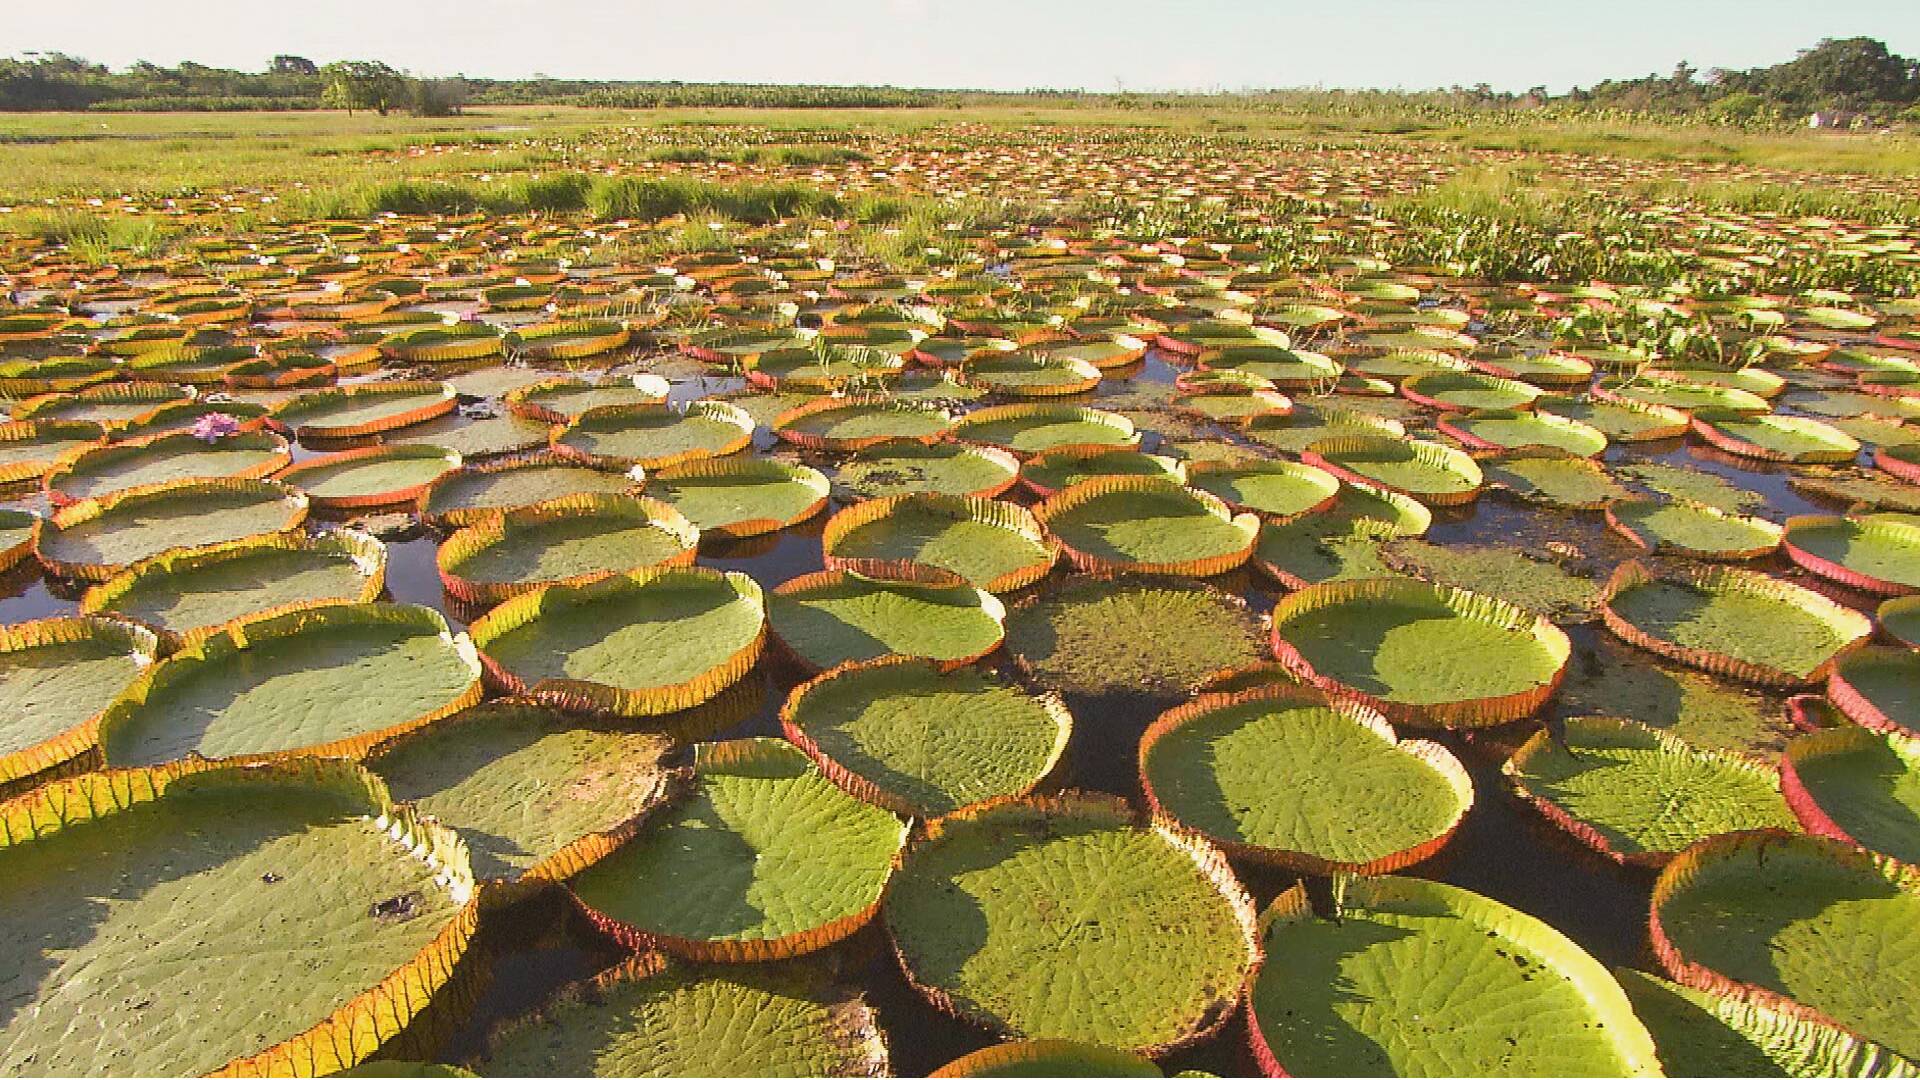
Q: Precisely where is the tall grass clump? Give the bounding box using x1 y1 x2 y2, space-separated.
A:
0 208 179 263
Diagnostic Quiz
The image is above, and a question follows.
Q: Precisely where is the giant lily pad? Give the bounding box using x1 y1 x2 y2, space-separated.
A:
1018 445 1184 498
768 569 1006 672
930 1040 1162 1078
1381 537 1600 621
951 403 1138 457
367 700 674 881
1541 395 1691 442
885 794 1258 1055
45 430 290 505
1034 477 1259 576
277 444 462 512
649 456 829 539
559 738 906 961
1484 450 1633 509
1004 576 1264 697
1783 725 1920 865
772 396 952 452
1828 647 1920 736
1438 408 1608 456
833 440 1020 501
823 494 1055 592
1249 876 1660 1077
1598 376 1771 415
0 419 106 484
1504 716 1796 866
1244 403 1404 455
470 568 764 716
36 477 309 582
1270 577 1571 727
1651 830 1920 1059
0 616 158 786
1401 370 1542 412
1693 409 1862 464
782 657 1070 817
1183 458 1340 522
79 529 385 647
97 602 482 766
473 954 887 1077
1602 562 1872 686
963 352 1103 397
1783 514 1920 595
437 494 698 604
269 381 458 442
1615 967 1918 1079
504 374 670 424
1141 685 1471 872
418 453 636 529
0 757 475 1076
1303 436 1483 506
1607 498 1784 561
554 401 754 471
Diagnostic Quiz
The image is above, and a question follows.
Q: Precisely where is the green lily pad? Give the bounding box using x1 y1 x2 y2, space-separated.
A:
951 403 1138 456
0 419 105 483
1541 395 1690 441
1005 576 1264 697
768 571 1005 672
1505 717 1796 865
0 758 473 1077
280 445 462 509
963 353 1103 396
781 657 1070 816
438 494 697 601
1018 445 1184 497
1141 685 1471 871
1441 408 1608 456
885 794 1258 1054
773 397 953 450
1616 461 1767 513
271 382 457 441
471 569 763 717
648 457 828 538
368 701 674 881
0 616 158 785
419 455 635 528
1304 436 1483 505
1402 371 1542 411
1785 725 1920 866
1652 831 1920 1059
566 738 906 959
38 478 308 581
824 494 1054 592
1600 376 1771 415
1603 563 1871 685
1035 478 1258 575
1484 452 1633 509
1608 498 1783 560
1184 459 1340 521
1784 515 1920 594
79 530 385 646
1250 876 1659 1077
1559 636 1797 756
97 603 481 766
832 441 1020 501
1694 409 1862 464
474 956 887 1078
1243 403 1403 455
47 431 290 504
555 401 754 471
1199 345 1341 387
1271 577 1570 727
1253 515 1399 589
505 375 668 422
388 413 552 459
1615 967 1918 1079
1830 647 1920 736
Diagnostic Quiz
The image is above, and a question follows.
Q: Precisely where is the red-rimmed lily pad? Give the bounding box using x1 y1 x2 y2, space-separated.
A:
833 440 1021 501
1504 716 1796 867
1303 435 1484 506
276 444 462 512
1270 577 1571 728
951 403 1138 457
1541 394 1691 442
768 569 1007 673
649 455 829 539
553 400 754 471
1601 562 1872 687
884 793 1259 1056
1784 514 1920 595
1607 498 1784 561
0 419 105 484
1439 408 1608 456
822 494 1056 592
930 1040 1161 1078
437 493 698 604
1033 477 1259 576
556 737 907 962
503 374 671 424
1828 646 1920 736
1141 684 1471 873
45 429 290 505
1401 370 1542 412
1249 876 1660 1077
269 381 458 442
781 656 1071 817
1017 444 1183 498
470 567 764 716
1692 408 1862 464
78 529 386 648
1782 724 1920 865
95 601 482 766
417 452 637 529
1650 830 1920 1059
0 756 477 1077
0 615 158 787
36 477 309 582
1184 458 1340 522
772 395 952 452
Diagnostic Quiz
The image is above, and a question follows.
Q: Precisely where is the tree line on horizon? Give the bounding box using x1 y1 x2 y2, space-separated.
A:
0 37 1914 124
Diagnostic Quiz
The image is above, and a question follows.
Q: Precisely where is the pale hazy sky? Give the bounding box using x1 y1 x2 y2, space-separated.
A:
11 1 1919 93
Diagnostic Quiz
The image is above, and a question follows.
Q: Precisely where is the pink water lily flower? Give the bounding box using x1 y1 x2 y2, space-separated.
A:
190 412 242 443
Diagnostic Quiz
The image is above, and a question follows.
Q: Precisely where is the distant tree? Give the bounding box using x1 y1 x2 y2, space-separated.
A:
320 60 405 114
1761 37 1918 109
270 55 318 76
409 77 468 117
